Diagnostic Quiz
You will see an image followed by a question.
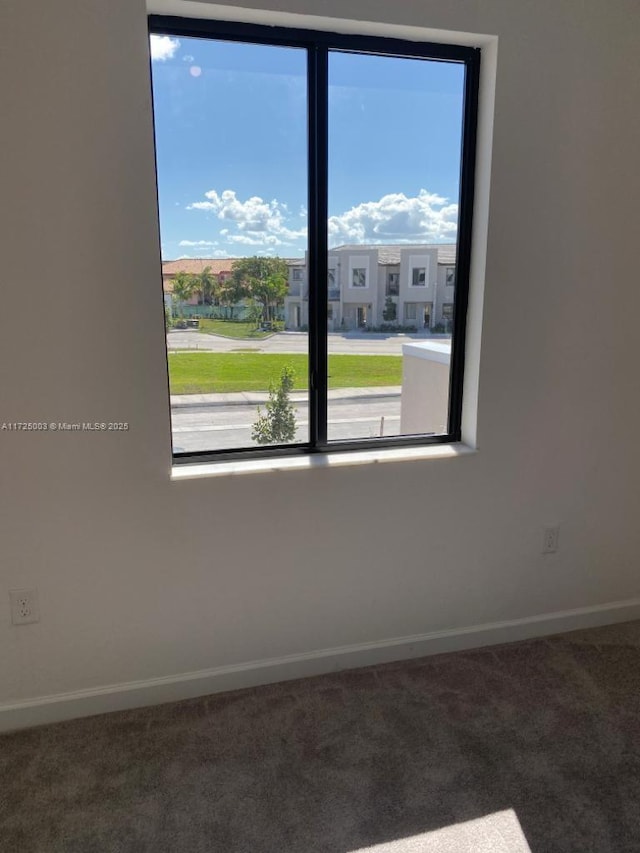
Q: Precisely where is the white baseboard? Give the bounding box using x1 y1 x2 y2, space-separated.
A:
2 596 640 733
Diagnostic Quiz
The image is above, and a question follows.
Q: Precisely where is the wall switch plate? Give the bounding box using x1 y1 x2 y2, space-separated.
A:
10 589 40 625
542 526 560 554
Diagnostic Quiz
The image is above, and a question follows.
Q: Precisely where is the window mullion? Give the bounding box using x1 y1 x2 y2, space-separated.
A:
307 43 329 448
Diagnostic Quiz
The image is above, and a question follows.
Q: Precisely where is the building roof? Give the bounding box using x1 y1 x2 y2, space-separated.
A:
162 257 305 276
331 243 457 265
162 257 306 293
162 259 234 276
161 245 456 287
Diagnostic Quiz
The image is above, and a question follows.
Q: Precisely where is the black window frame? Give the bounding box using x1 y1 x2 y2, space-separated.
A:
149 16 480 465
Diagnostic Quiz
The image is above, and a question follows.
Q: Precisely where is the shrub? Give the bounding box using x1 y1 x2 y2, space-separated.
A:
252 366 297 445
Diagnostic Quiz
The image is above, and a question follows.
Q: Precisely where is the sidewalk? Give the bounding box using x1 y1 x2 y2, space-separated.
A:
171 386 401 409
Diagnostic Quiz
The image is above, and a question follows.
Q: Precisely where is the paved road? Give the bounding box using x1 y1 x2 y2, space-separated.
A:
168 329 450 356
171 394 401 453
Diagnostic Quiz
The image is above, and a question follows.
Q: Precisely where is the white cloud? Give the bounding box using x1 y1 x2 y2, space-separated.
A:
150 35 180 62
328 190 458 247
227 234 281 246
188 189 307 248
179 240 217 247
186 187 457 251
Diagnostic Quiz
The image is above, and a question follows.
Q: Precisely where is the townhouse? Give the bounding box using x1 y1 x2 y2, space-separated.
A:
284 244 457 331
162 244 456 330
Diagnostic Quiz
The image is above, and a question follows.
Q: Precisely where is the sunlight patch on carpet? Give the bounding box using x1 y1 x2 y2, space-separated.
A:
350 809 532 852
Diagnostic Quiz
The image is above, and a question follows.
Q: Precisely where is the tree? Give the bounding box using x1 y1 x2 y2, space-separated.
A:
164 303 173 331
194 266 218 306
382 296 397 322
252 365 297 445
246 301 264 329
219 277 248 319
231 256 289 323
171 271 196 319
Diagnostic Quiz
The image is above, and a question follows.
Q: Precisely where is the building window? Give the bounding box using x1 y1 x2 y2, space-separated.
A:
352 268 367 288
405 303 417 321
328 269 339 300
446 267 455 287
442 303 454 320
150 16 479 461
412 267 426 286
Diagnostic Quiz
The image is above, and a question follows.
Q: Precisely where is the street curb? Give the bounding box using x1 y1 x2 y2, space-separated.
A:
171 389 401 409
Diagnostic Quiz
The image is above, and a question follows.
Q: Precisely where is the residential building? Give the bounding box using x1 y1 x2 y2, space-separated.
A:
284 244 457 331
161 248 455 329
161 258 234 306
163 257 305 318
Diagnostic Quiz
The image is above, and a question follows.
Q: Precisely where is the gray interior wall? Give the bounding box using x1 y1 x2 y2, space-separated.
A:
1 0 639 706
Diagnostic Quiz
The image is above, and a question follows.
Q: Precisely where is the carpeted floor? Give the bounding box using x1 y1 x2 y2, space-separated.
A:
2 621 640 852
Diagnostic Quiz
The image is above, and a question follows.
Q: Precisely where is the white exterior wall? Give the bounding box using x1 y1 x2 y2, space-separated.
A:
400 342 451 435
339 249 377 328
2 0 640 728
398 248 438 328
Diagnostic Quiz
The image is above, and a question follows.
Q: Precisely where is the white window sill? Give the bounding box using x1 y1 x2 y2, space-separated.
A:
171 442 476 480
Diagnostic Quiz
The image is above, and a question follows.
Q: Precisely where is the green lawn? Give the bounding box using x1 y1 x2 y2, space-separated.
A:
168 353 402 394
197 319 271 340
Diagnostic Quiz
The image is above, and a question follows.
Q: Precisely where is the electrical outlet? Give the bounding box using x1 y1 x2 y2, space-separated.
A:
542 526 560 554
9 589 40 625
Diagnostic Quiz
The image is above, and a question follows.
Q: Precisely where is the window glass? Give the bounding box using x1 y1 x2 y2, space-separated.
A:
412 267 426 286
327 50 464 441
151 36 308 454
387 273 399 296
352 268 367 287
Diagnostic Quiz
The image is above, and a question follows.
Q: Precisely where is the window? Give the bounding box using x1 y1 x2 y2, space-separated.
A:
352 268 367 288
149 17 479 462
446 267 455 287
442 303 454 320
328 269 339 300
412 267 426 286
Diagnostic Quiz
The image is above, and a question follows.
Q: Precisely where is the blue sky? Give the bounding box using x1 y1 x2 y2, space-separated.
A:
150 34 464 260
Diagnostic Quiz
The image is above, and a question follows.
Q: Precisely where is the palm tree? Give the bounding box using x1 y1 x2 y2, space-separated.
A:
171 271 196 319
195 266 218 306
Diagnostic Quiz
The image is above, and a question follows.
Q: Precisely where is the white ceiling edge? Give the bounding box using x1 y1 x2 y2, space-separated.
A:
146 0 496 48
